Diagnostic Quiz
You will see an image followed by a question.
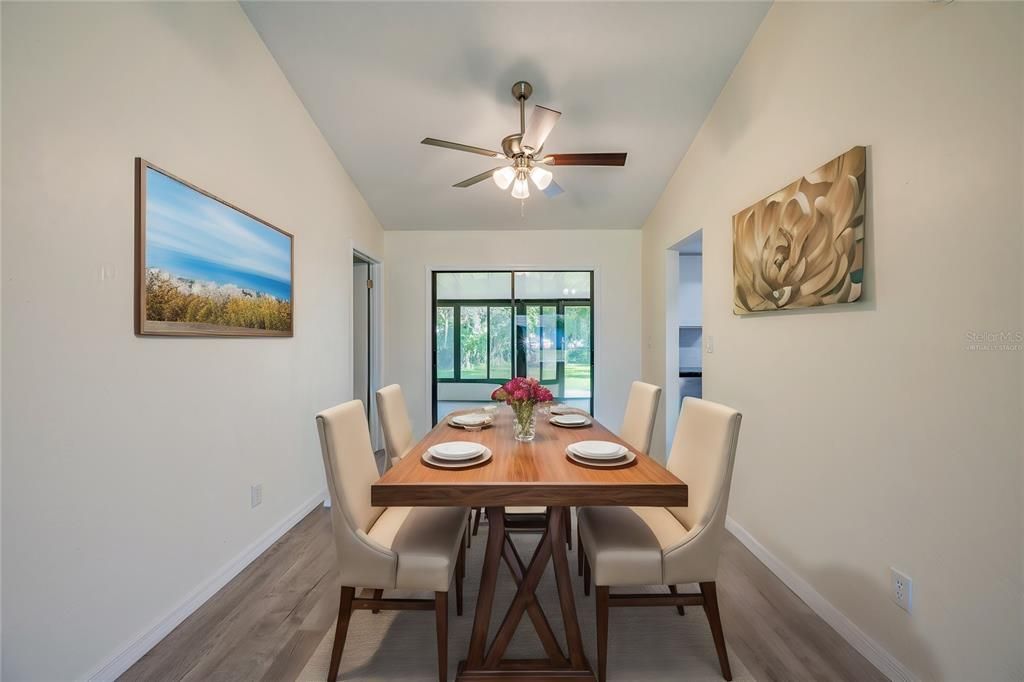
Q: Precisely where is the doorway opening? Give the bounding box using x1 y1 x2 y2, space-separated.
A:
665 231 703 448
353 249 382 450
431 270 594 424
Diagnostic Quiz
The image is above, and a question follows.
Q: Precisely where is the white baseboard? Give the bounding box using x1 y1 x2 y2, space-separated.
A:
725 516 915 682
87 488 329 682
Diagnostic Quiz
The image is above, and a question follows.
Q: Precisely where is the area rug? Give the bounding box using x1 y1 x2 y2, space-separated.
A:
298 528 752 681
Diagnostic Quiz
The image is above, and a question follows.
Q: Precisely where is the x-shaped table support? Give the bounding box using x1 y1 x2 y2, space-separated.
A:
457 506 595 681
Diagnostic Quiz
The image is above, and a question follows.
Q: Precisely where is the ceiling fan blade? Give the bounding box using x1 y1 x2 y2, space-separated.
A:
541 153 627 166
422 138 504 159
520 106 561 154
543 179 565 198
452 167 505 188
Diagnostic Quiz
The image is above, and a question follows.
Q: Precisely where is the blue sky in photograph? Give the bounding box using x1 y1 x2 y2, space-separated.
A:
145 167 292 301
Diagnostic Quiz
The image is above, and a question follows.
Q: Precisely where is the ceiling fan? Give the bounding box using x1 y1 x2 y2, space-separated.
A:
421 81 627 201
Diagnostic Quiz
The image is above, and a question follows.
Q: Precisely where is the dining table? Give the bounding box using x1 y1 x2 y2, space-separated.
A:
371 404 689 681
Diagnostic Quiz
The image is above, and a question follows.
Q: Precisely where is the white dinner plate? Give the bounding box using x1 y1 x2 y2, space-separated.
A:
566 448 635 468
550 414 590 427
550 405 575 415
428 441 486 461
568 440 627 460
451 413 492 427
423 448 492 469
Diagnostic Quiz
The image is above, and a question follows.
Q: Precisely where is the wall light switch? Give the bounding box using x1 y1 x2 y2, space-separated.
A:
705 335 714 354
251 484 263 508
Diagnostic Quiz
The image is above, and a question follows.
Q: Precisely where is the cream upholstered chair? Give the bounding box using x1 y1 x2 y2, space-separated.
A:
376 384 415 466
316 400 467 682
578 397 742 682
619 381 662 453
574 381 662 570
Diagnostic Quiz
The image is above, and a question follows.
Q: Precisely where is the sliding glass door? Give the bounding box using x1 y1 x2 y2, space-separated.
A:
432 271 593 423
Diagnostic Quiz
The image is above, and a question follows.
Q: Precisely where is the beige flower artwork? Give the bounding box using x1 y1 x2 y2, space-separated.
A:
733 146 866 314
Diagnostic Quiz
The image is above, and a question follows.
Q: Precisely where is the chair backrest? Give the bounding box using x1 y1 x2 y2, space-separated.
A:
619 381 662 453
665 397 742 534
376 384 415 463
316 400 390 580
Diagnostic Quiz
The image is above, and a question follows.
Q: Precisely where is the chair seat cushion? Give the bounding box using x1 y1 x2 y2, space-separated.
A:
367 506 467 591
577 506 688 587
506 506 546 515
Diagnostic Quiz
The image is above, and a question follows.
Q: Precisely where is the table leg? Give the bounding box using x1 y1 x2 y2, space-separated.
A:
458 506 594 681
549 507 587 668
501 535 569 665
465 506 506 667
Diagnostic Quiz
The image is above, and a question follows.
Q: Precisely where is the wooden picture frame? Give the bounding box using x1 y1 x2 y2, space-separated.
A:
134 158 294 337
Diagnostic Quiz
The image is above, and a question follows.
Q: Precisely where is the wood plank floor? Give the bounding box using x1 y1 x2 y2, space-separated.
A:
122 506 885 682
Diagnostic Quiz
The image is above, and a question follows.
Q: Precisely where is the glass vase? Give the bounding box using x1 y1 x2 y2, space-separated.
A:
512 403 537 442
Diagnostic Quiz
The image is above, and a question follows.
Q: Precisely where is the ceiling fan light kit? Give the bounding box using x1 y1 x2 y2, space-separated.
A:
493 166 516 190
421 80 627 203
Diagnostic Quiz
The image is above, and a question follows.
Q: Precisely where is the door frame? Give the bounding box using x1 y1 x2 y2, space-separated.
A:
663 230 702 462
426 267 597 425
353 244 383 452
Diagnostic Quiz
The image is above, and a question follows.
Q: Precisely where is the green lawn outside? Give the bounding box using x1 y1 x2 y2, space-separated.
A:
453 362 589 396
565 363 591 396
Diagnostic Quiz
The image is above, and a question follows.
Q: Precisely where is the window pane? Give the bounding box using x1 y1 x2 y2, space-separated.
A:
460 306 488 379
564 305 592 399
541 305 558 381
436 306 454 379
437 272 511 300
524 305 541 379
513 271 590 300
489 307 512 380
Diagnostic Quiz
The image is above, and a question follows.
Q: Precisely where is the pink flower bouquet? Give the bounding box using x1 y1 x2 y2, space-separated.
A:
491 377 553 442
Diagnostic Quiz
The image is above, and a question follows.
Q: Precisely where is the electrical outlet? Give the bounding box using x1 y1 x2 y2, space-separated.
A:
251 484 263 508
891 568 912 612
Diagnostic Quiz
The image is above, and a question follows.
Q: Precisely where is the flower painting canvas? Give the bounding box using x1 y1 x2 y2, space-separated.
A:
135 159 294 336
732 146 866 314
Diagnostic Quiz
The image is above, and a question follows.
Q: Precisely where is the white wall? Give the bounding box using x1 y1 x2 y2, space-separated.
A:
677 254 703 327
641 3 1023 680
1 3 382 680
383 230 642 437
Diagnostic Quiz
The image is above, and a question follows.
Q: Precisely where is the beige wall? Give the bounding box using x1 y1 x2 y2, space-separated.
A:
1 3 382 679
641 2 1023 680
383 230 642 437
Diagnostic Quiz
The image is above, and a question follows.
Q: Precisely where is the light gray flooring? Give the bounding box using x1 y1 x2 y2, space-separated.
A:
121 506 886 682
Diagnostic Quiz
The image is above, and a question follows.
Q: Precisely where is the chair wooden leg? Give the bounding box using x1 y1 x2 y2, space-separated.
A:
577 528 584 576
455 542 465 617
371 588 383 614
583 553 591 596
700 581 732 681
564 508 573 549
465 525 471 549
472 507 483 536
668 584 686 615
327 586 355 682
596 586 609 682
435 591 448 682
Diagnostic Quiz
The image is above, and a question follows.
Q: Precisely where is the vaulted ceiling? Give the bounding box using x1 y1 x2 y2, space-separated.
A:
243 2 769 230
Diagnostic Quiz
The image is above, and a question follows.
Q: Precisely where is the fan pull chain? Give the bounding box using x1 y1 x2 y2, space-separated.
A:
520 199 525 217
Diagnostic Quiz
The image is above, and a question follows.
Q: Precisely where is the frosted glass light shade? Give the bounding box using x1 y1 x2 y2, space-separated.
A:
492 166 516 190
511 176 530 199
529 165 553 190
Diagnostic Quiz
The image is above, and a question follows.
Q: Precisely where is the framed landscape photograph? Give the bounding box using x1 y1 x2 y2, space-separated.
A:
134 158 293 337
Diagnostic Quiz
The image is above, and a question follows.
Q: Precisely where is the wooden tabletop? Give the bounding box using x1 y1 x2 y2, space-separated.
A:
371 406 688 508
